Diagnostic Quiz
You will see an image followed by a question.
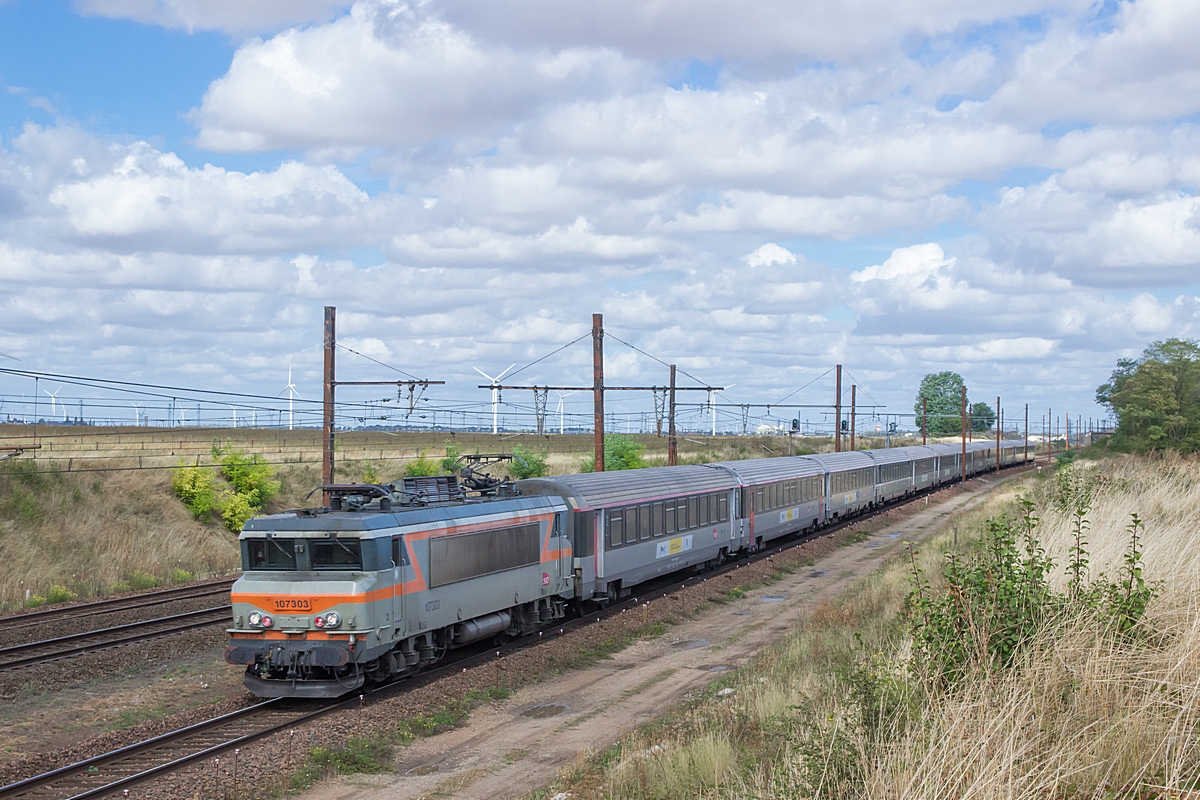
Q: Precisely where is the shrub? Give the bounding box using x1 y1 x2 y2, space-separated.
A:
221 491 256 533
127 571 160 591
361 462 381 484
403 450 442 477
510 445 549 479
170 464 219 520
581 435 647 472
170 568 196 584
45 585 77 603
440 441 464 473
906 493 1158 688
213 442 280 507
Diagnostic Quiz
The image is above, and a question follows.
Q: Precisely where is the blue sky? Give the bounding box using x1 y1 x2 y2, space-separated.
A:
2 0 1199 433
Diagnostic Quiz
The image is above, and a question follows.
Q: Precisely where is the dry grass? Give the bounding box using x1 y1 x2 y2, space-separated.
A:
0 462 240 609
551 454 1200 800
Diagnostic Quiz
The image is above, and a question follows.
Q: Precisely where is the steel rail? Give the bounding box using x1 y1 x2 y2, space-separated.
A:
0 579 236 632
0 463 1034 799
0 606 231 671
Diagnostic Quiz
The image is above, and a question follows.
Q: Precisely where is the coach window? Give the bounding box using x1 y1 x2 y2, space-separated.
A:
718 493 729 522
626 507 639 545
754 487 764 513
699 495 709 526
639 505 652 541
687 496 699 529
664 501 676 534
652 503 664 537
608 510 623 548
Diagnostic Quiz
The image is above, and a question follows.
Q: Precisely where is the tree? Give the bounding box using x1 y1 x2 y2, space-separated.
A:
970 401 995 432
1098 338 1200 452
915 372 967 436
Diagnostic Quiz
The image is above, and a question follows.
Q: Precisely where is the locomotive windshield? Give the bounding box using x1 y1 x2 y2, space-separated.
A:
310 538 362 571
246 538 296 570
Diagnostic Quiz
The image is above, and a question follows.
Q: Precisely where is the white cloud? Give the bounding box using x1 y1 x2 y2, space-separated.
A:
743 243 796 268
75 0 351 35
192 5 640 152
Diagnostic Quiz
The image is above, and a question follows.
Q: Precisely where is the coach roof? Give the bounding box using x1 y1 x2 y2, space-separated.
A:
706 456 824 484
517 465 738 510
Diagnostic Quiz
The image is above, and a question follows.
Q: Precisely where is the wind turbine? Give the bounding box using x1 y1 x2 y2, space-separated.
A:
0 352 19 361
473 364 515 435
228 405 238 428
712 385 735 436
43 386 62 422
555 391 577 435
277 364 302 430
132 402 142 426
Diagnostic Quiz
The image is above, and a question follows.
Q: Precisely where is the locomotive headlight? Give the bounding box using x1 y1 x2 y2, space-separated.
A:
260 615 274 628
323 612 341 629
248 611 263 627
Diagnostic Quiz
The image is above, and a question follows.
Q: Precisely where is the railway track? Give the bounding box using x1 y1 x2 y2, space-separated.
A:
0 579 236 633
0 606 231 671
0 466 1034 799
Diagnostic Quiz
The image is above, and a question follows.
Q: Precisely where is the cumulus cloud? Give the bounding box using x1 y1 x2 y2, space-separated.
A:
192 4 641 152
75 0 351 36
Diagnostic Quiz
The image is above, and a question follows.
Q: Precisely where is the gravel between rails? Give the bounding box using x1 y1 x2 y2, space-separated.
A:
141 477 1005 800
0 626 229 703
0 596 231 650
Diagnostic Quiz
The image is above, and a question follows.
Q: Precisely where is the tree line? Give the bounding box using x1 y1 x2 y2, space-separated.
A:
1097 338 1200 453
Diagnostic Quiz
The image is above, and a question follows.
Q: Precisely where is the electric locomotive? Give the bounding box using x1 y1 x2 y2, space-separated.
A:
225 475 574 698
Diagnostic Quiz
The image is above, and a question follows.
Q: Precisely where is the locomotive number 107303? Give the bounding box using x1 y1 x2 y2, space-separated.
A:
273 598 313 611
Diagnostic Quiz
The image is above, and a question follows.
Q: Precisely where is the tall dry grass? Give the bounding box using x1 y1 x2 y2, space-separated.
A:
0 462 240 609
572 454 1200 800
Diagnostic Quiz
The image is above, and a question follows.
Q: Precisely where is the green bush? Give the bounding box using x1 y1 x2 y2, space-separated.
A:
510 445 549 479
581 435 647 472
46 585 77 603
403 450 442 477
170 568 196 584
906 492 1158 688
440 441 463 473
128 571 161 591
221 491 256 533
213 442 280 507
361 462 381 484
170 464 219 520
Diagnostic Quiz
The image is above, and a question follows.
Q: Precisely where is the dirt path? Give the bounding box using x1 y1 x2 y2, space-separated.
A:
301 471 1026 800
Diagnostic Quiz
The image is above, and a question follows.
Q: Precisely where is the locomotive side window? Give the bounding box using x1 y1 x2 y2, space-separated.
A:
639 505 651 540
311 538 362 571
391 537 409 567
247 538 296 570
